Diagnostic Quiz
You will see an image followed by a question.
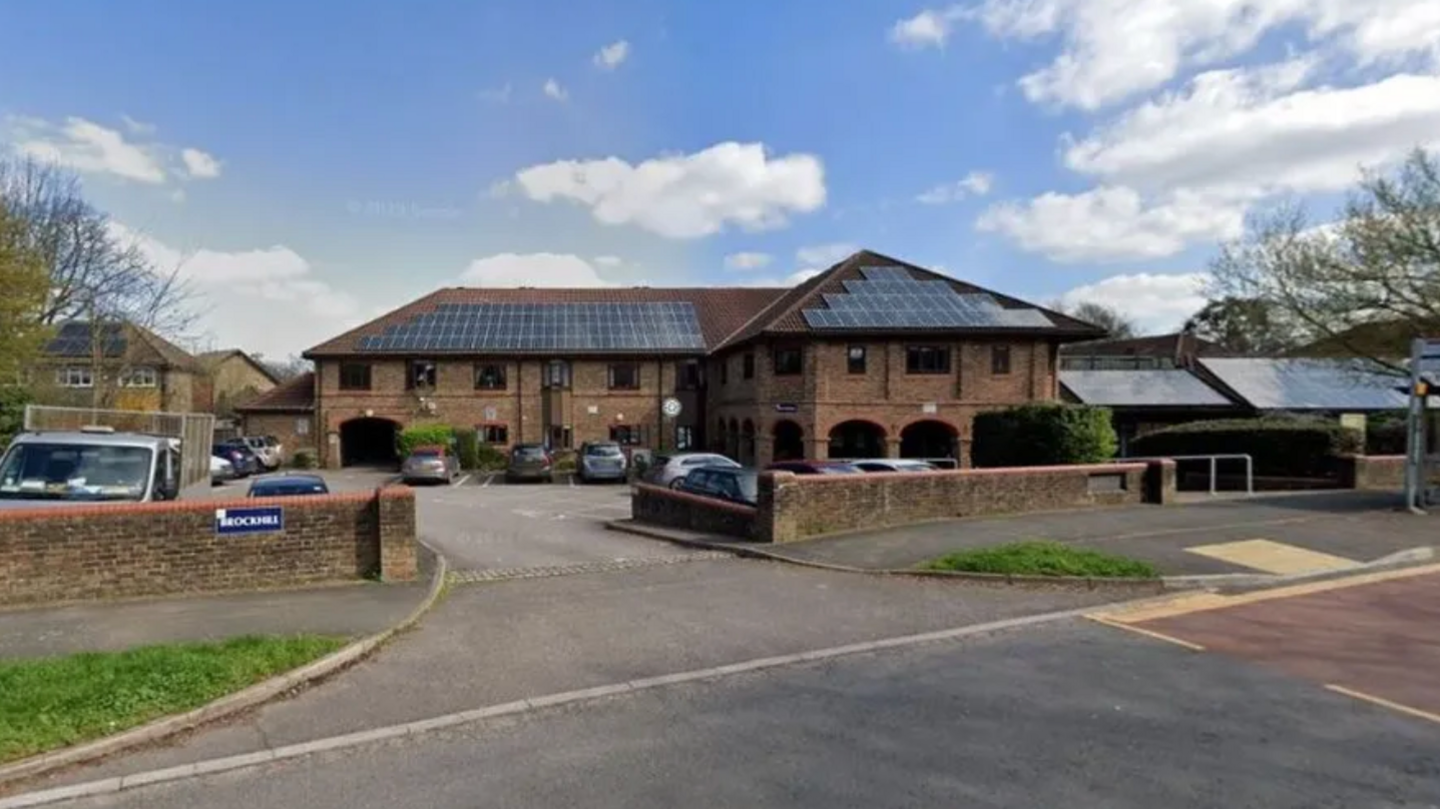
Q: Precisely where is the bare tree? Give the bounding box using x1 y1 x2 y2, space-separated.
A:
1053 300 1140 339
1211 148 1440 374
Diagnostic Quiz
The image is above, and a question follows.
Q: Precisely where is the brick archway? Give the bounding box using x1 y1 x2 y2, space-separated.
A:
900 419 959 461
826 420 887 460
339 417 400 467
772 420 804 462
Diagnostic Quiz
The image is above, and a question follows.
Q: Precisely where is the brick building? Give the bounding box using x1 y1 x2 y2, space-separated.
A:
35 321 205 413
296 250 1101 469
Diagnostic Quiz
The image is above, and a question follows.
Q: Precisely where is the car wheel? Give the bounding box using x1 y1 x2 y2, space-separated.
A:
668 478 683 490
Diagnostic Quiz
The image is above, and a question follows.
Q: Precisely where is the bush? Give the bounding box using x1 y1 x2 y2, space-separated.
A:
454 427 480 470
1366 412 1409 455
552 451 576 473
475 443 507 470
922 541 1158 579
396 424 455 458
291 449 317 469
970 403 1117 468
0 385 30 447
1128 417 1362 478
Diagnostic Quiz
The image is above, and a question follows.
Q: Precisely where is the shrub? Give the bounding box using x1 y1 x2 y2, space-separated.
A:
1365 412 1409 455
970 403 1117 468
396 424 455 458
454 427 480 470
475 443 507 470
1128 417 1362 478
922 541 1158 579
291 449 317 469
552 451 577 473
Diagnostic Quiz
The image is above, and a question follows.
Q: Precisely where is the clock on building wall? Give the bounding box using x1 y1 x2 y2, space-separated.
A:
662 397 682 418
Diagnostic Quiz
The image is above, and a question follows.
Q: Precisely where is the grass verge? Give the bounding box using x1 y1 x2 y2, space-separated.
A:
921 541 1159 579
0 634 346 764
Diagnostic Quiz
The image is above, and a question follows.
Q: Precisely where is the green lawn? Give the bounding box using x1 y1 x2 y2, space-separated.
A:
0 634 346 764
921 541 1159 579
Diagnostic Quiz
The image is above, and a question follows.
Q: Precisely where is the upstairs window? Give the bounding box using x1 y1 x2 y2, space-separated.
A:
119 367 158 388
608 363 640 390
407 359 437 390
991 345 1012 376
677 360 702 390
905 346 950 375
847 346 866 374
339 363 371 391
742 353 755 380
772 346 802 376
55 367 93 388
474 363 506 390
543 360 571 389
719 358 729 385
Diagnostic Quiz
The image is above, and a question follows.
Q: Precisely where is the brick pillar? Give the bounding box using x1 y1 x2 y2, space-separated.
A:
374 486 418 581
1144 459 1177 505
755 471 796 543
885 436 901 458
809 437 829 460
755 433 775 469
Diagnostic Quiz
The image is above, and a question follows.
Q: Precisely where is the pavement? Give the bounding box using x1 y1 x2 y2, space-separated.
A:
737 490 1435 576
37 610 1440 808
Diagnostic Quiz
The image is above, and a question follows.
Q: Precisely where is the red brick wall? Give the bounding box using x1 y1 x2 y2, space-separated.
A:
241 412 316 462
756 463 1151 543
1336 454 1414 490
631 484 755 539
0 488 417 606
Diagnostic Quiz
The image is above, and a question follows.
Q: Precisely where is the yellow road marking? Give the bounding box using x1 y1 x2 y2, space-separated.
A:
1091 563 1440 624
1088 615 1206 651
1326 685 1440 725
1186 539 1358 576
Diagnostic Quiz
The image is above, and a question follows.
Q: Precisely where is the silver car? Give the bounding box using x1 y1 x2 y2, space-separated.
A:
577 441 628 483
647 452 741 488
401 445 460 485
240 435 282 470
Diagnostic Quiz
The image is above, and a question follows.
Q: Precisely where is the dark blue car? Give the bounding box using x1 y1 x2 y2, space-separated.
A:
213 442 261 477
247 474 330 497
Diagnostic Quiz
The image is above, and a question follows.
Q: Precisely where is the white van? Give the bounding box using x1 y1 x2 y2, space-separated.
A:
0 428 183 508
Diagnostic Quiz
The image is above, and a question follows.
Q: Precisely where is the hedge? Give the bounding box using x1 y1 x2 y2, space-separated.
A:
454 427 480 470
1128 417 1362 478
1365 412 1408 455
971 403 1117 468
475 443 507 470
396 424 456 458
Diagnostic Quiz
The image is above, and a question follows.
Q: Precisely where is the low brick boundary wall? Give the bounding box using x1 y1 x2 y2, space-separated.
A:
632 484 756 540
0 487 418 607
1336 454 1408 490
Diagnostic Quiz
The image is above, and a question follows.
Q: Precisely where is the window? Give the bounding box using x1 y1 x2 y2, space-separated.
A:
678 360 702 390
549 425 573 449
474 363 506 390
544 360 570 389
905 346 951 375
407 360 437 390
991 345 1012 375
481 424 508 444
608 363 640 390
119 367 157 388
742 353 755 380
610 425 645 445
847 345 866 374
719 358 729 385
676 425 694 450
55 367 93 388
339 363 371 391
772 346 802 376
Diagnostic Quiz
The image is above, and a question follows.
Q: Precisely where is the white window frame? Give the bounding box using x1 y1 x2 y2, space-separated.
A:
119 367 158 388
56 367 93 388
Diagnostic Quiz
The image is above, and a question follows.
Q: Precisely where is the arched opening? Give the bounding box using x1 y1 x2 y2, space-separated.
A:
340 417 400 467
714 418 728 454
741 419 756 466
900 420 958 461
773 420 804 462
827 420 886 460
726 418 740 460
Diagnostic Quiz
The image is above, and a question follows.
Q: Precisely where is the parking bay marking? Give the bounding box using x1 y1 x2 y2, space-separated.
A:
1184 538 1358 576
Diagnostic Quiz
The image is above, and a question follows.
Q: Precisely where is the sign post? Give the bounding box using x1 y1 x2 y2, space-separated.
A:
1403 339 1440 513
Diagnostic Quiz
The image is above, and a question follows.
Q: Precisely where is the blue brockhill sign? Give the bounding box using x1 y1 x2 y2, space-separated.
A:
215 506 284 535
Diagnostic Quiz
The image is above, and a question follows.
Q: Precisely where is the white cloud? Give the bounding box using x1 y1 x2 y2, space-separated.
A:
459 253 613 287
594 40 631 70
513 142 826 239
795 243 859 268
724 252 773 270
976 186 1245 263
6 115 223 186
478 83 513 104
1057 272 1209 333
181 148 222 179
107 223 361 357
593 255 624 268
889 7 967 48
916 170 995 204
543 78 568 101
961 0 1440 110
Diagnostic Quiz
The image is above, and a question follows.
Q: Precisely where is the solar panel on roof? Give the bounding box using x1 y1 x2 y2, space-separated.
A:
802 276 1055 331
858 266 912 281
358 302 706 352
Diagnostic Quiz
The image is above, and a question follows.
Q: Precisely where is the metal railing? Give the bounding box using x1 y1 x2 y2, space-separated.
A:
1121 454 1254 496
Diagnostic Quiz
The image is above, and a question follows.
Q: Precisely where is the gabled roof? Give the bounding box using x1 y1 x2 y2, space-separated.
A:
1060 369 1236 408
44 321 202 373
1197 358 1411 411
235 372 315 413
714 250 1102 350
305 287 784 357
197 349 282 385
1060 332 1225 358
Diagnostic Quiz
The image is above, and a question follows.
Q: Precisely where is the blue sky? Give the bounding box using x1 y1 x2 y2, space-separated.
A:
3 0 1438 357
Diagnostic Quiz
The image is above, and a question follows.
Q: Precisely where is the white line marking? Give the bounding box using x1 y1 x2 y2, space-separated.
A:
481 474 494 488
452 474 471 488
569 474 577 488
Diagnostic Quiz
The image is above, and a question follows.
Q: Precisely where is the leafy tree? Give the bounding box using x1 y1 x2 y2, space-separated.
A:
0 200 50 384
1055 300 1139 339
1210 148 1440 373
1185 297 1300 355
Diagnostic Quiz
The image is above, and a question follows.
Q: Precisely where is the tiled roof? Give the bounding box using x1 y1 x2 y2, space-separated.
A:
1060 332 1224 358
235 372 315 412
306 287 785 356
196 349 281 383
1060 369 1235 408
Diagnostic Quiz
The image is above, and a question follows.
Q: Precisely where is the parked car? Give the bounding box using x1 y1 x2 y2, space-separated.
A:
248 473 329 497
766 460 864 475
0 429 184 506
210 455 236 484
239 435 282 470
506 443 554 483
647 452 740 488
213 441 261 477
675 466 759 507
577 441 628 483
850 459 938 473
401 444 460 485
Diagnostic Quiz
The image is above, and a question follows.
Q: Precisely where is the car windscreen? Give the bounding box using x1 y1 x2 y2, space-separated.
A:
585 444 623 456
0 443 153 501
514 446 546 459
411 449 442 458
